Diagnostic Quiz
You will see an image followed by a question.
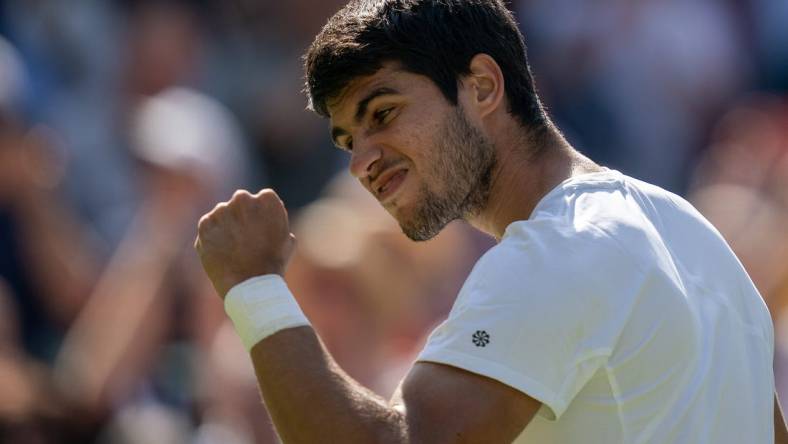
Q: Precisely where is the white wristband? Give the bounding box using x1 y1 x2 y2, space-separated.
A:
224 274 310 351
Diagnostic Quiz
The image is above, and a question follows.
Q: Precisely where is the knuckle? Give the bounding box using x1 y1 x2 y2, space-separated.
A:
256 188 277 200
213 202 228 214
197 208 221 233
232 189 251 201
197 214 211 230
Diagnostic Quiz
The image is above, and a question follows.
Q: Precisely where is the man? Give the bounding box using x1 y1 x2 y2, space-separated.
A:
194 1 785 442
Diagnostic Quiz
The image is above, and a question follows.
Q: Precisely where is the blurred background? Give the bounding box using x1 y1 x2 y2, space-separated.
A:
0 0 785 442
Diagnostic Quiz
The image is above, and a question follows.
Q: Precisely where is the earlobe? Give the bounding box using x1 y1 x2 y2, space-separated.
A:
467 54 504 118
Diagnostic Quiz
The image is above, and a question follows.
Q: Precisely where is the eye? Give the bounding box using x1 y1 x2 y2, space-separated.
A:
372 107 394 125
342 137 353 152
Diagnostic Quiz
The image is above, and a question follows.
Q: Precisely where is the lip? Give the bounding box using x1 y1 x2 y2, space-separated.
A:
372 167 408 202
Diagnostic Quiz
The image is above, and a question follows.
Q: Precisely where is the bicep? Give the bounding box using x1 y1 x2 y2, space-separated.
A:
391 362 541 444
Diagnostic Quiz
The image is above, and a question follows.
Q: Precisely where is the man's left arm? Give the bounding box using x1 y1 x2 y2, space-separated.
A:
194 189 542 443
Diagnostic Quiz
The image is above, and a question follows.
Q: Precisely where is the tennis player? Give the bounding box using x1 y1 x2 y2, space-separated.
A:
194 1 785 442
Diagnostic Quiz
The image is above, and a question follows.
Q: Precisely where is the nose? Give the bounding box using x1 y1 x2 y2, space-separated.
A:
348 138 382 179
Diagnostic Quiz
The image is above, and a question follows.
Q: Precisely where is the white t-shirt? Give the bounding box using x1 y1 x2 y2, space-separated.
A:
417 170 774 443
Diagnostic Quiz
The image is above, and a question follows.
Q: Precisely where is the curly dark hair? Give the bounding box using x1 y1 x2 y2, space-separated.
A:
303 0 548 133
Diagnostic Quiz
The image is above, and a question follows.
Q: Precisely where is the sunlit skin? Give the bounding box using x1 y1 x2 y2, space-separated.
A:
328 65 464 237
327 57 604 242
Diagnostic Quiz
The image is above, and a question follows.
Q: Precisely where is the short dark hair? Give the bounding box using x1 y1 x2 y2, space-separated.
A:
303 0 548 132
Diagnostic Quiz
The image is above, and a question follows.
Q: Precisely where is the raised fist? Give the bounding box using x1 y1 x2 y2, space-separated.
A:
194 189 296 298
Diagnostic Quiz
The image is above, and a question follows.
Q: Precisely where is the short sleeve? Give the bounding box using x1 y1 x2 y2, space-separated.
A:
417 219 646 420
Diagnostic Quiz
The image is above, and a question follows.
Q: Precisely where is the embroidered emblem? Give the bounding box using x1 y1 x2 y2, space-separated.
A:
472 330 490 347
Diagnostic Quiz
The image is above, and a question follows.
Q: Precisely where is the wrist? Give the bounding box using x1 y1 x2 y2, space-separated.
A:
216 268 285 299
224 274 310 351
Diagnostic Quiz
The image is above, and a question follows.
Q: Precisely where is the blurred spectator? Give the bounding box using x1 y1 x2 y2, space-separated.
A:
0 35 96 363
2 0 218 249
0 34 101 443
53 84 254 442
688 94 788 405
517 0 749 192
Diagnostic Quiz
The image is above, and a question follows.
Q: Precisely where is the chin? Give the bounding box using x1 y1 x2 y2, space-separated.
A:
383 202 425 241
385 185 453 241
399 222 433 242
398 206 451 242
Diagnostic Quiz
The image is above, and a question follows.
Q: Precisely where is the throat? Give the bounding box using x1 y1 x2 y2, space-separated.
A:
469 142 601 240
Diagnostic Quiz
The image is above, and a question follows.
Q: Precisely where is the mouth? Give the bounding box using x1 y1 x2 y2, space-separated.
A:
373 167 409 203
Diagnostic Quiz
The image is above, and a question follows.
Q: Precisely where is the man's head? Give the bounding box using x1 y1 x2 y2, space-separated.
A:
303 0 548 240
304 0 545 129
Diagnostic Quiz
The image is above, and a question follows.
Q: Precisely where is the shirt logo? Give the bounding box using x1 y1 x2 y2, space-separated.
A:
472 330 490 347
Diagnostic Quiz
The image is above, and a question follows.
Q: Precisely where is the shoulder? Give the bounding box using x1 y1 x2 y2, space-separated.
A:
464 213 645 307
419 203 648 420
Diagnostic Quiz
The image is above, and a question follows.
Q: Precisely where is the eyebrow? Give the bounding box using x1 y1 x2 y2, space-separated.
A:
330 87 399 148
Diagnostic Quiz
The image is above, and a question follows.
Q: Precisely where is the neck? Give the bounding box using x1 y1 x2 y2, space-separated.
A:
467 126 602 240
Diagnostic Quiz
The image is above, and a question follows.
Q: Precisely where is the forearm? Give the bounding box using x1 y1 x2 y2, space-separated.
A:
249 326 406 444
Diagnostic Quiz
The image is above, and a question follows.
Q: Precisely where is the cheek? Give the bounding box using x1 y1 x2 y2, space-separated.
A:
389 111 443 168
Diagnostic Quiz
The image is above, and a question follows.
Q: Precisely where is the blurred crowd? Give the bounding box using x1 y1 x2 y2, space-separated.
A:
0 0 785 442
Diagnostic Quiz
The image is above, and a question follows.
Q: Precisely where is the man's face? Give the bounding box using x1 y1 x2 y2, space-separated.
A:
328 64 497 241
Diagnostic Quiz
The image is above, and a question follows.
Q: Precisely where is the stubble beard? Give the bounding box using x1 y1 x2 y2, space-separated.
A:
400 107 497 241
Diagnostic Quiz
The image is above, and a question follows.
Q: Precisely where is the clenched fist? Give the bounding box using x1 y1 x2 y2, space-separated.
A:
194 189 296 298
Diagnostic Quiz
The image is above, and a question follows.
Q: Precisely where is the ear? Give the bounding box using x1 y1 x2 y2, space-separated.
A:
462 54 505 119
